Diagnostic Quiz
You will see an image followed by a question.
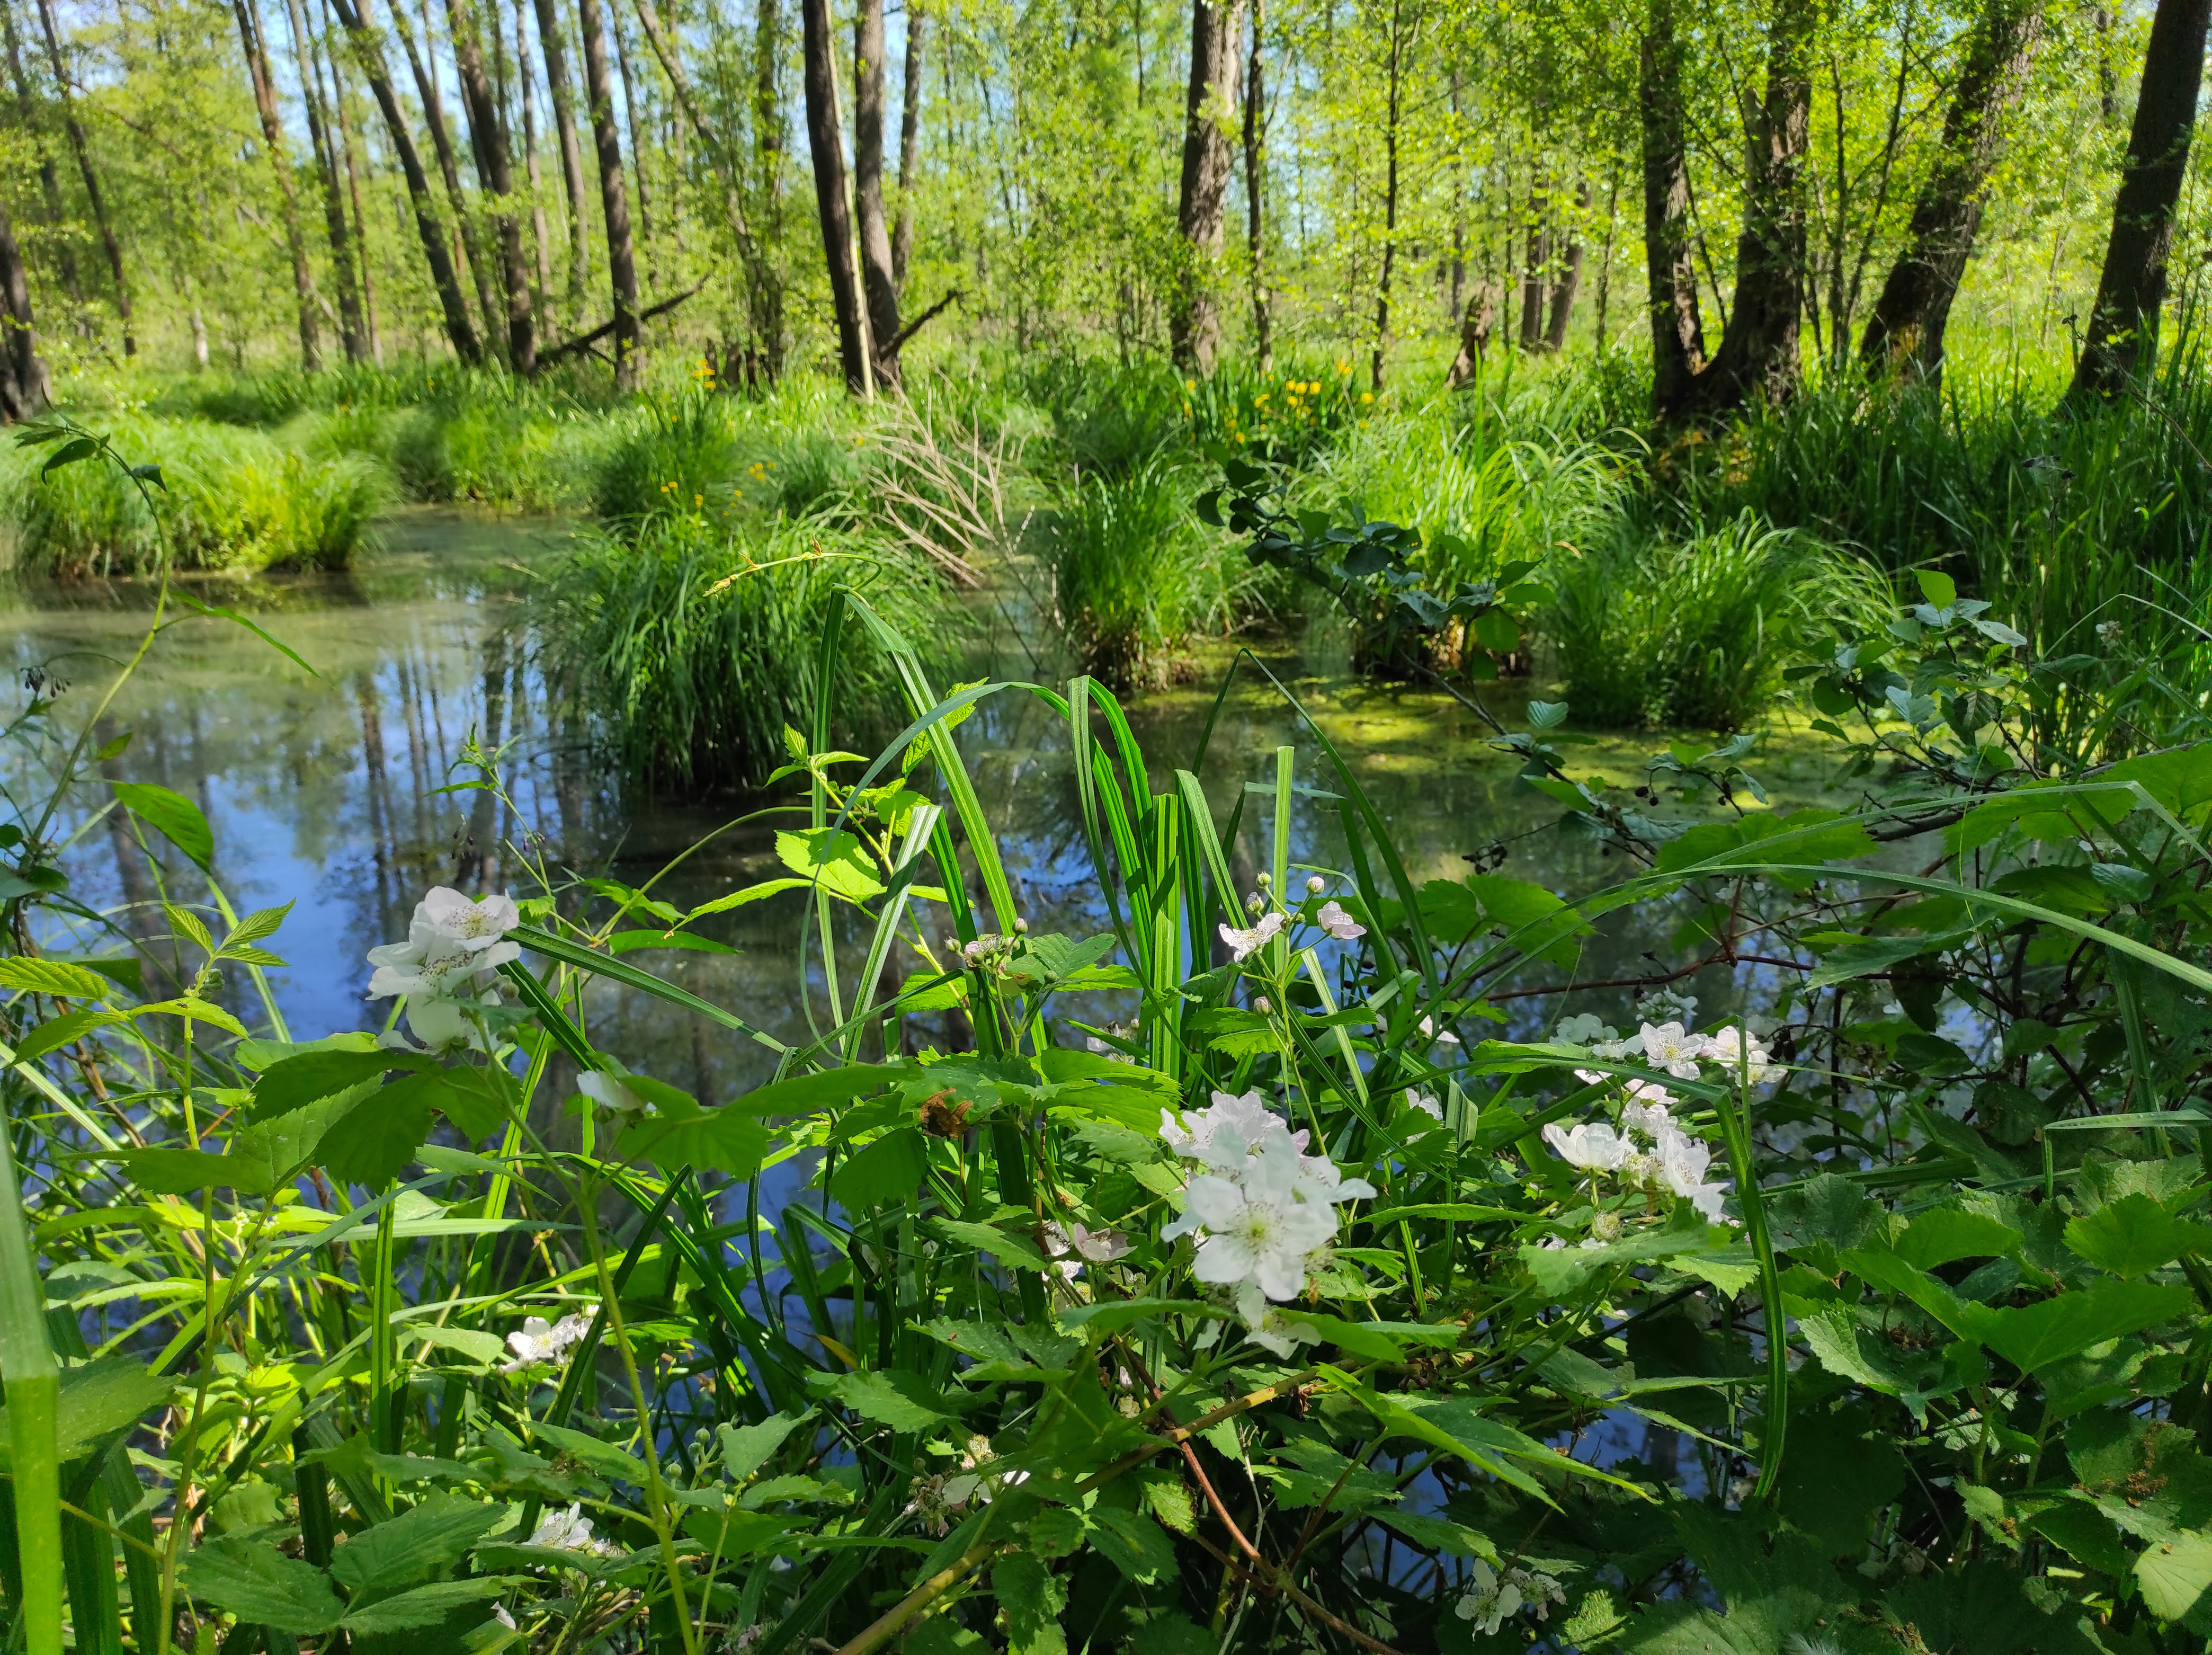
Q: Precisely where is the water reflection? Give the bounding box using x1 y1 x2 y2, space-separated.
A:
3 509 1849 1094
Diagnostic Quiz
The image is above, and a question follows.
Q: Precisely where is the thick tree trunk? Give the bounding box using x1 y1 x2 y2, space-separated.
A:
33 0 133 354
801 0 869 390
391 0 504 353
3 0 79 305
1544 177 1589 350
2067 0 2212 400
1859 0 2042 380
1242 0 1271 368
1672 0 1814 419
1641 0 1704 412
852 0 900 380
0 195 47 420
1171 0 1238 372
890 0 924 291
444 0 536 372
1518 176 1549 351
329 0 483 361
577 0 640 387
753 0 787 368
286 0 369 361
515 0 554 295
1444 280 1499 389
530 0 591 301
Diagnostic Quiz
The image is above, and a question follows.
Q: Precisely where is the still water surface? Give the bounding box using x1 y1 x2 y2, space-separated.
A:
2 509 1842 1096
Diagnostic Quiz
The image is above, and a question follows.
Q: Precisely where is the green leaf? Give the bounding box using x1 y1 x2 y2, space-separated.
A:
992 1552 1068 1655
39 435 99 476
829 1369 949 1431
1054 1300 1214 1335
927 1218 1048 1269
317 1073 439 1186
327 1494 505 1595
13 1007 125 1064
2137 1535 2212 1627
250 1049 431 1123
2065 1193 2212 1278
0 959 113 1001
618 1102 775 1177
169 591 320 678
1915 569 1957 610
181 1539 344 1634
112 782 214 870
340 1578 510 1633
719 1414 805 1484
1975 1279 2195 1373
826 1127 928 1211
1086 1508 1176 1585
775 828 886 901
109 1146 275 1197
1894 1208 2020 1270
1372 1509 1496 1561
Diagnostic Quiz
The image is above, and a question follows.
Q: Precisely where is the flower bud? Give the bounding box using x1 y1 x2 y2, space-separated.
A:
1306 875 1325 894
1013 917 1029 933
1255 996 1272 1013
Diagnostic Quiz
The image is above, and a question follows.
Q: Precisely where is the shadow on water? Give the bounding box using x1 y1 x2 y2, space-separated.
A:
2 508 1854 1102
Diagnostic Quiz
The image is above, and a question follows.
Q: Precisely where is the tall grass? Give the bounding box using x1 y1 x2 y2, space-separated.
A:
527 512 957 793
1548 512 1892 730
2 418 387 577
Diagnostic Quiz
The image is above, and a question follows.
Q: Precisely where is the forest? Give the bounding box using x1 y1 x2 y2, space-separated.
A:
3 0 2212 1652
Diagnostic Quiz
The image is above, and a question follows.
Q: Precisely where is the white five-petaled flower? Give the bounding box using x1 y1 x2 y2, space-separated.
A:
1417 1015 1461 1047
367 887 522 1002
1315 900 1366 940
1455 1561 1564 1633
1657 1128 1732 1223
578 1069 652 1121
529 1503 613 1556
1699 1025 1778 1085
1043 1221 1132 1263
1218 910 1286 962
502 1311 595 1373
1638 1021 1706 1079
1541 1121 1631 1171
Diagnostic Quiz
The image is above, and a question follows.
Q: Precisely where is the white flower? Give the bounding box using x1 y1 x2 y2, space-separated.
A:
1239 1296 1321 1358
398 993 498 1054
1638 1021 1705 1079
1314 900 1366 940
366 889 522 1003
1620 1082 1676 1140
529 1502 613 1555
1554 1013 1618 1048
1218 911 1285 962
1161 1089 1285 1169
1405 1090 1444 1123
1183 1153 1340 1300
579 1069 652 1120
420 886 522 947
1656 1126 1733 1223
1043 1221 1131 1262
502 1311 595 1373
1417 1015 1461 1046
1589 1031 1640 1061
1455 1562 1564 1634
1698 1025 1778 1085
493 1604 517 1631
1541 1121 1630 1171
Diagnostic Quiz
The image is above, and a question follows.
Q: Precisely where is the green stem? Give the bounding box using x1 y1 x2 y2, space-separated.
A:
0 1116 60 1655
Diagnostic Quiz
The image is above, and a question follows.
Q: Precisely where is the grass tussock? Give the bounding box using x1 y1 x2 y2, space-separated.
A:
3 417 388 577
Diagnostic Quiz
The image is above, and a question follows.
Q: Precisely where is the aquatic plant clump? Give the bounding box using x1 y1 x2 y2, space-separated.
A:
527 513 955 792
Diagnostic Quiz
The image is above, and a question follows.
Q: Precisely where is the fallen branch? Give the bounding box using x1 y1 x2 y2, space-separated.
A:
537 282 707 368
883 288 964 360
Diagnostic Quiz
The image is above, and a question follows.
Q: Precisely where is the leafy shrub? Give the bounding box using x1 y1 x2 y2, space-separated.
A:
527 512 956 792
1549 512 1890 731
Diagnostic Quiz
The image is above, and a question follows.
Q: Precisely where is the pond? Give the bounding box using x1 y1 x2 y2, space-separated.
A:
1 508 1849 1101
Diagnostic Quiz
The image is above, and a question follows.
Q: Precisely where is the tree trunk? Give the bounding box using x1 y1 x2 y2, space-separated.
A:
1171 0 1238 372
576 0 640 386
2067 0 2212 401
391 0 504 353
754 0 787 369
1673 0 1815 418
320 0 383 362
444 0 537 371
1641 0 1704 413
1242 0 1271 368
800 0 869 390
1859 0 2041 380
890 0 924 292
33 0 132 354
611 6 652 274
236 0 324 370
0 195 47 420
329 0 484 361
3 0 78 305
1544 178 1589 350
1518 175 1549 351
530 0 591 301
286 0 370 360
1368 0 1404 390
1444 280 1498 390
852 0 901 380
515 0 554 295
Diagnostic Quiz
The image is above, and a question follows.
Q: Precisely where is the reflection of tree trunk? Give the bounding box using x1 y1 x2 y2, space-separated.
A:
329 0 484 362
2067 0 2212 401
1860 0 2042 381
287 0 370 361
852 0 901 381
890 0 923 291
0 196 46 419
33 0 133 353
444 0 538 371
530 0 592 302
1170 0 1238 372
577 0 641 386
4 0 80 305
800 0 869 391
358 673 396 926
1642 0 1705 412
